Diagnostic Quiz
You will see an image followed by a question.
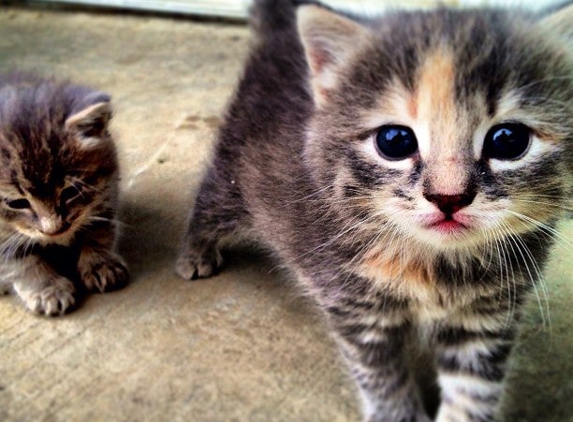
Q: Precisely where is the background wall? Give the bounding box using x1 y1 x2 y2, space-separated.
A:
28 0 563 18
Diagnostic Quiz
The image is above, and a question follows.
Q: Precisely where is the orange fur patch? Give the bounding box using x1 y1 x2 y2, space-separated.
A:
415 49 474 195
416 48 457 156
407 96 418 120
359 247 440 304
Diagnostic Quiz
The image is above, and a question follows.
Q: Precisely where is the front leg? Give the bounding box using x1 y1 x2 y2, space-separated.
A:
176 167 244 280
327 300 431 422
434 311 516 422
9 256 76 316
77 219 128 293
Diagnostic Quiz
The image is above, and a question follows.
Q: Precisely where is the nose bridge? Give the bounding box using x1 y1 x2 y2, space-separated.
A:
416 47 475 195
424 92 475 196
424 152 473 196
35 201 62 234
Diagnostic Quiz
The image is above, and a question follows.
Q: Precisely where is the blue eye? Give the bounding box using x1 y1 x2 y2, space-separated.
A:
483 123 531 160
375 125 418 160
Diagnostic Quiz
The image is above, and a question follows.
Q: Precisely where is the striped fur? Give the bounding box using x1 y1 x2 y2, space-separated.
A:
177 1 573 421
0 73 128 316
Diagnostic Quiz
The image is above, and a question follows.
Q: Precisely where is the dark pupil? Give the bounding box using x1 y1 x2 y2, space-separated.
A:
61 186 79 203
483 123 531 160
375 125 418 160
6 199 30 209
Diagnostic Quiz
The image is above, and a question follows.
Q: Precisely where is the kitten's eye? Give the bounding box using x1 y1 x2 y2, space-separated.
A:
6 198 30 210
60 186 80 204
375 125 418 160
483 123 531 161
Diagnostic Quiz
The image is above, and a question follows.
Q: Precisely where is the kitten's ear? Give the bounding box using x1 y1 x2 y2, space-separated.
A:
540 3 573 43
296 5 369 107
65 93 112 143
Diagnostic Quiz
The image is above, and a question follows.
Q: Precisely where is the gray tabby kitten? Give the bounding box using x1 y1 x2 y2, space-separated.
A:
177 0 573 421
0 73 128 316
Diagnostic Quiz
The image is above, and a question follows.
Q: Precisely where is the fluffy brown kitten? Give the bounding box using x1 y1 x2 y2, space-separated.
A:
0 73 128 316
177 1 573 421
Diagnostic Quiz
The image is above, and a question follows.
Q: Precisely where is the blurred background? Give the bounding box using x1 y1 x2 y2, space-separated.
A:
18 0 567 18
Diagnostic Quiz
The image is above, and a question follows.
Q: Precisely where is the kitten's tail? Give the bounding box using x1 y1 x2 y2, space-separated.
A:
251 0 326 38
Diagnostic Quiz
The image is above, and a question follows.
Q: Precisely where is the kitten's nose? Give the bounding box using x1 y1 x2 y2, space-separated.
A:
39 216 65 235
424 192 475 215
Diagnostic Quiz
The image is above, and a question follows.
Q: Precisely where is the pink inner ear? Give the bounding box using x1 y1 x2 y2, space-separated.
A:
65 102 110 134
309 43 334 76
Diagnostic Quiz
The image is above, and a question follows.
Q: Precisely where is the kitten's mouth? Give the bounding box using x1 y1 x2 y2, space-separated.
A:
424 214 470 235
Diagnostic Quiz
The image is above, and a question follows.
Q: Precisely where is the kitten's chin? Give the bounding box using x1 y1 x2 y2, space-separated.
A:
408 212 484 249
38 231 75 246
17 227 76 246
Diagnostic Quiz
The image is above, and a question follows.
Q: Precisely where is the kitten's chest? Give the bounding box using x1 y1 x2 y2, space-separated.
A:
356 243 490 310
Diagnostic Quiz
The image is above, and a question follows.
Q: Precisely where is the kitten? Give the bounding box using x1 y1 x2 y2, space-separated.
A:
0 73 128 316
177 1 573 421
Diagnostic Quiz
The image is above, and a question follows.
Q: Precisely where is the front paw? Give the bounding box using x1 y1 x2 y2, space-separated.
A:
79 252 129 293
14 277 76 316
175 246 223 280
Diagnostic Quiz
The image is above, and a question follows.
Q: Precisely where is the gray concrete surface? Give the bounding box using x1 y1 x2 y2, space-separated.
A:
0 5 571 422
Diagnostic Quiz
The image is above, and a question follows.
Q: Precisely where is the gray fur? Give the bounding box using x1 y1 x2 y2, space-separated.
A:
177 1 573 421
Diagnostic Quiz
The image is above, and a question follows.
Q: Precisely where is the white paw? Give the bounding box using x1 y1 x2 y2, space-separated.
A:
175 247 223 280
15 277 76 316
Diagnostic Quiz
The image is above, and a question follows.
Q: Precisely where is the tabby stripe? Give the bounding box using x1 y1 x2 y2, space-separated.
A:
354 366 411 397
438 372 504 397
437 405 495 422
438 339 513 367
339 337 404 368
437 353 507 382
439 389 497 422
442 390 499 416
436 326 514 347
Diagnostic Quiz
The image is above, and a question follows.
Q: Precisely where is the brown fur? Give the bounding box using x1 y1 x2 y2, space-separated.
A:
0 73 128 316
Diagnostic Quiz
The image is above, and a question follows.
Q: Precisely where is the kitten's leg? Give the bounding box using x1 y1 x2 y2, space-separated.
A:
77 219 128 293
176 167 243 280
327 299 431 422
10 256 75 316
434 311 516 422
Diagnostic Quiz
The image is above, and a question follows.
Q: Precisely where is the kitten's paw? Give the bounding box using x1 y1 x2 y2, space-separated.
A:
15 277 76 316
79 252 129 293
175 247 222 280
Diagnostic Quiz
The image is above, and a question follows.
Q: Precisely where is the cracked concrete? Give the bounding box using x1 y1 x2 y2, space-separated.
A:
0 5 572 422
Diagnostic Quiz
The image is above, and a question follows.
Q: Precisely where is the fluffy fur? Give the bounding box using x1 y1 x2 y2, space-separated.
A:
0 73 128 316
177 1 573 421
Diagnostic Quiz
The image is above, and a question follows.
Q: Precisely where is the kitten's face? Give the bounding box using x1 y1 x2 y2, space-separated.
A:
299 6 573 252
0 83 117 246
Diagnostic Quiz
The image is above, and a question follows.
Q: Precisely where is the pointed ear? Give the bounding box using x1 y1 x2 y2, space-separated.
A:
65 101 111 142
540 3 573 43
296 5 369 107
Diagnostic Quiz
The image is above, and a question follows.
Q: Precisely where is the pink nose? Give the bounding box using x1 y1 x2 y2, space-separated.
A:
39 217 70 235
423 193 475 214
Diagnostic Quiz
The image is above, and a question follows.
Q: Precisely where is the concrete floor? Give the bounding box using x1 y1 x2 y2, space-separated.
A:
0 5 572 422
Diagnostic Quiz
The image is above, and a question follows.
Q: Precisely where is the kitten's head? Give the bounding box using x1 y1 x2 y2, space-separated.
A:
298 4 573 253
0 77 118 246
